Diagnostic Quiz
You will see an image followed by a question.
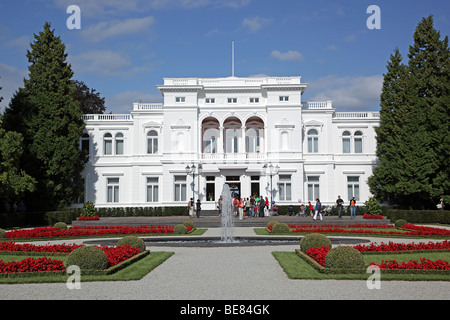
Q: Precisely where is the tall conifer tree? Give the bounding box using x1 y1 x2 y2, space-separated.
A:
22 22 86 209
370 15 449 208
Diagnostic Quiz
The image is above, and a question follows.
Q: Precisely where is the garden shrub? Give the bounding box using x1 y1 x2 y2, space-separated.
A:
117 236 146 253
173 224 188 234
266 220 279 229
0 228 5 238
183 221 194 228
272 222 290 233
54 222 67 230
67 246 109 270
300 233 331 253
395 219 407 228
325 246 365 269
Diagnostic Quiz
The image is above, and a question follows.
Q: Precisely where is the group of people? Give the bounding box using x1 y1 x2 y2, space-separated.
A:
217 195 271 220
294 195 357 221
191 194 358 220
187 198 201 218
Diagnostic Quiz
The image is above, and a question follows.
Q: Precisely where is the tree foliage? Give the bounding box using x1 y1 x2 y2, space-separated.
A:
369 16 450 209
2 22 87 210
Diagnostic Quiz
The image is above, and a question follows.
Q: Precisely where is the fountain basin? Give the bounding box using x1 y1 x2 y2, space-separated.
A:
83 236 370 247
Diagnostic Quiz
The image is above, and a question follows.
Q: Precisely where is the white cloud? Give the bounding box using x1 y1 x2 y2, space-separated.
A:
0 63 28 112
106 90 163 114
270 50 304 61
305 74 383 110
70 50 131 76
53 0 252 17
82 16 155 42
242 16 272 33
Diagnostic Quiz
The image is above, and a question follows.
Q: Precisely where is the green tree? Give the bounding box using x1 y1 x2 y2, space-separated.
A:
73 80 106 114
368 48 408 204
0 115 36 204
369 16 449 209
21 22 86 210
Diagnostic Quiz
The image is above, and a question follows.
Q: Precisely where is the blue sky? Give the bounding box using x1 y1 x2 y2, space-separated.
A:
0 0 448 114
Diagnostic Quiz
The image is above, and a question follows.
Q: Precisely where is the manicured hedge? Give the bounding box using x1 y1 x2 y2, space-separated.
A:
387 209 450 224
0 206 189 229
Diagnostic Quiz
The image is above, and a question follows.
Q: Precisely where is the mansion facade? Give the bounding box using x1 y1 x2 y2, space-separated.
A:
80 76 380 210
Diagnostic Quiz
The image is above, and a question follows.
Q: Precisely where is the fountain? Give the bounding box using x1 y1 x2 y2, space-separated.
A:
220 184 234 243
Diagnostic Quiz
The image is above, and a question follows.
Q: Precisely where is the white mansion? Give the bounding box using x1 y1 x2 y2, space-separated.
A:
80 76 380 210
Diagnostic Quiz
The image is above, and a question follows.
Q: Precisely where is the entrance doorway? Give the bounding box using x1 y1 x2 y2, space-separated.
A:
226 176 241 199
251 176 260 197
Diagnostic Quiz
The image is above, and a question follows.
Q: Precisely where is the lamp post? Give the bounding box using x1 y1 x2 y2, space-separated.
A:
185 163 203 205
264 163 279 210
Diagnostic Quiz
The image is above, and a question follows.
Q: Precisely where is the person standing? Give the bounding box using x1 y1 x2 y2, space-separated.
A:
308 201 314 217
336 195 344 218
313 198 322 221
188 198 194 218
196 199 201 218
350 197 356 218
238 198 244 220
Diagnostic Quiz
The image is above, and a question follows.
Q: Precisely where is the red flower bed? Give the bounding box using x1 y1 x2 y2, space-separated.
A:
0 242 141 273
0 241 83 253
0 257 65 273
77 216 100 221
305 246 330 267
352 240 450 252
288 223 450 237
370 258 450 270
363 214 383 219
99 244 140 267
5 225 176 239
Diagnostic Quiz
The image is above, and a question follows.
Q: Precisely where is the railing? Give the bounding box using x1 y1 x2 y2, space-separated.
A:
82 114 132 121
334 112 380 119
133 103 163 110
302 101 333 109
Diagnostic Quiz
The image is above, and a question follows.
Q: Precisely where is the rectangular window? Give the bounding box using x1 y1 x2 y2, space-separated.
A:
175 97 185 103
205 98 215 104
347 176 360 201
146 177 159 203
249 98 259 103
354 138 363 153
279 175 292 201
227 98 237 103
116 139 124 155
104 140 112 155
343 138 351 153
308 137 318 153
174 176 187 202
206 176 215 201
279 96 289 102
307 176 320 201
107 178 119 203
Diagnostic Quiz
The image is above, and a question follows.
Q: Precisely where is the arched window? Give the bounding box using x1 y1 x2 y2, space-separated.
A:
307 129 318 153
226 129 239 153
115 132 124 155
203 128 218 153
342 131 351 154
246 128 261 153
104 133 112 155
354 131 363 153
147 130 158 154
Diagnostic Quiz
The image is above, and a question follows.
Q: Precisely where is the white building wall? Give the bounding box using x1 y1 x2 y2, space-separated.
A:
80 76 379 209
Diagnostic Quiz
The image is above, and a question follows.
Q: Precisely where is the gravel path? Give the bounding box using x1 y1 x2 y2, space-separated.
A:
0 227 449 300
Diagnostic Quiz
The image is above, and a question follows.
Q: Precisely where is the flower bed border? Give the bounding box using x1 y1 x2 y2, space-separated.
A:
294 248 450 275
0 249 149 278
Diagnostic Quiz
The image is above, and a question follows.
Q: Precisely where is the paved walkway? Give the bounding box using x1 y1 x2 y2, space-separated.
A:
1 222 449 301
